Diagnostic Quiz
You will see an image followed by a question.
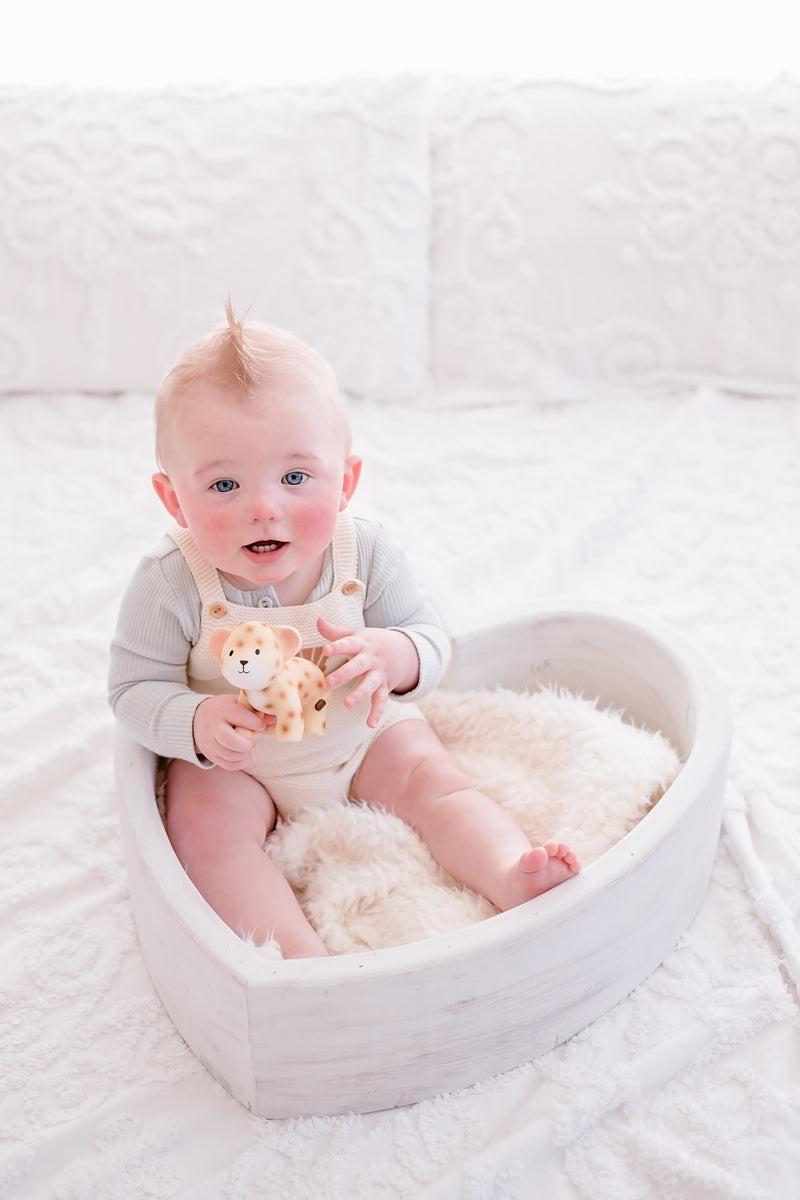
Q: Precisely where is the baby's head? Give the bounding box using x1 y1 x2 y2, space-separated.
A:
151 299 362 590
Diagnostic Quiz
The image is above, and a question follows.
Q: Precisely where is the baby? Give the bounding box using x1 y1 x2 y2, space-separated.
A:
108 301 580 959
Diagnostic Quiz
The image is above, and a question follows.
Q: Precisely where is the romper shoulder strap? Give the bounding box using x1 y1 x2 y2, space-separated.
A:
331 510 359 586
165 524 226 603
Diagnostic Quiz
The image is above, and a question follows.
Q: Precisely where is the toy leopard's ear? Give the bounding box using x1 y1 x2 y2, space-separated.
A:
272 625 302 660
208 627 231 661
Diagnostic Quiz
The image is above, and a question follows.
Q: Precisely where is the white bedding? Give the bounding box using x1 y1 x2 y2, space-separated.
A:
2 386 799 1198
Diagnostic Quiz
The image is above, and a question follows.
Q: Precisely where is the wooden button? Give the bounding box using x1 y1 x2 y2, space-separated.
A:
208 602 228 618
341 580 361 596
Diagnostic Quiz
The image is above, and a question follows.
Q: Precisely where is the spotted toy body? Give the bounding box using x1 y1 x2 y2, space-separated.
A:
207 621 328 742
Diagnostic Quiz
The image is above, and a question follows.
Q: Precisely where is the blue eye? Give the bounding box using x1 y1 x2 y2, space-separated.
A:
211 479 237 493
283 471 308 486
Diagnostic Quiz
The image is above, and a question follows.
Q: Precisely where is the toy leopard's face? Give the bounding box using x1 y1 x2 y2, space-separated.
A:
211 622 303 689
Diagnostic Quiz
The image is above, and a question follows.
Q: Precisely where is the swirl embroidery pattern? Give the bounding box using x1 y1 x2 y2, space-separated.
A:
0 79 432 400
431 75 800 398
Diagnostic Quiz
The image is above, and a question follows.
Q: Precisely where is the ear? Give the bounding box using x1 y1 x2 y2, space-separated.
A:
272 625 303 660
208 627 231 661
339 454 363 512
152 472 187 526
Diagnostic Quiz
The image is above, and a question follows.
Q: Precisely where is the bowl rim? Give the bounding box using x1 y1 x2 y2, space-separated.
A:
115 600 732 989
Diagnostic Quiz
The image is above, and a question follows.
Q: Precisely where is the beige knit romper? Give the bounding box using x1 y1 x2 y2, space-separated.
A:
167 510 425 819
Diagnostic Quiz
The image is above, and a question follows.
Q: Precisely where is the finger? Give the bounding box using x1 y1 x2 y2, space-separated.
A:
228 704 269 732
230 702 275 729
343 668 383 709
211 742 253 767
366 684 389 728
325 647 368 688
316 616 353 639
322 634 365 659
327 651 370 691
217 727 260 753
243 711 275 727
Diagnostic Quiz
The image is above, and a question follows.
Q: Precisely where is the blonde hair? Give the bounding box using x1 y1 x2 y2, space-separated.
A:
154 296 346 471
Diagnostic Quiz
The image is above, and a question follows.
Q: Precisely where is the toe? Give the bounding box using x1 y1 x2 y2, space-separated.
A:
521 847 548 873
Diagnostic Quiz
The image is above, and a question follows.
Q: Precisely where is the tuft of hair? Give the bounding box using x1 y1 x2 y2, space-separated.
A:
153 293 341 471
222 293 260 392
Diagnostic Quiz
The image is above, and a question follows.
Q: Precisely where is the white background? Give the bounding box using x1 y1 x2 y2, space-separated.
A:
1 0 798 85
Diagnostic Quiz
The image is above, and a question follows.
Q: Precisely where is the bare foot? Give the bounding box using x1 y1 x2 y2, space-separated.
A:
502 841 580 909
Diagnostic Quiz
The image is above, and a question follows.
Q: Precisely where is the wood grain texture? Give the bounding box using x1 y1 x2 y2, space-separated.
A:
115 603 732 1117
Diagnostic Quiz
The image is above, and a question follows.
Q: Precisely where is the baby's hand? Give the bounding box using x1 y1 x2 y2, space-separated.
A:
192 694 276 771
317 616 419 729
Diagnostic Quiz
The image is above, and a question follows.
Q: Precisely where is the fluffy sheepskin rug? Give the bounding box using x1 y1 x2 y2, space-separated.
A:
251 686 681 959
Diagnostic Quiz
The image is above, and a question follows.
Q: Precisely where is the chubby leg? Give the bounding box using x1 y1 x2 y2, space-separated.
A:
163 759 329 959
350 719 580 911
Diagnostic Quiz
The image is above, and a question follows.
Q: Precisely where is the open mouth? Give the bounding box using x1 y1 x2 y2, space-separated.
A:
243 540 288 556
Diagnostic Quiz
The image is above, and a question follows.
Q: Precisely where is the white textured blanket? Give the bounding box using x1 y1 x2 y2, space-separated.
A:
264 686 680 956
2 386 799 1198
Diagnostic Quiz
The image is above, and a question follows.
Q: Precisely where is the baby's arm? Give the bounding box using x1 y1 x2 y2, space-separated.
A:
191 692 270 769
319 521 453 725
361 521 452 701
107 551 223 767
319 615 420 727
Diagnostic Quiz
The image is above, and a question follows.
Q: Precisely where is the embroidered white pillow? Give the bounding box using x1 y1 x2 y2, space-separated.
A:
430 74 800 402
0 76 432 403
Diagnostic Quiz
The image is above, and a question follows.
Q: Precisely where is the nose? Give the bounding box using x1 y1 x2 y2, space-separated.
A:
240 660 248 668
247 484 283 523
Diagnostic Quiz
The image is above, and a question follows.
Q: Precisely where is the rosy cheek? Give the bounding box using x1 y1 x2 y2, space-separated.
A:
300 500 337 541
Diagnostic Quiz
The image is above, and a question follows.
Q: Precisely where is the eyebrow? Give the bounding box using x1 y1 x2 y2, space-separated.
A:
193 453 324 479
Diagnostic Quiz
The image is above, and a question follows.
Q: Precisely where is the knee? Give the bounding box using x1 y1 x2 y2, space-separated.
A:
163 760 276 856
400 751 471 820
163 762 211 862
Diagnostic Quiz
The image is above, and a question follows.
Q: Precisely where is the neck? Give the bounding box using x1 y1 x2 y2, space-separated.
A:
272 553 326 606
220 549 326 605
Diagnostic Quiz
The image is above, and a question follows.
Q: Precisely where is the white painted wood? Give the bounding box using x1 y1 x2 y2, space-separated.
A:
114 602 732 1117
114 744 258 1107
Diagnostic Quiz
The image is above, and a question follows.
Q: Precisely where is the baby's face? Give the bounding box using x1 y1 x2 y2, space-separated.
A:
152 378 360 590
